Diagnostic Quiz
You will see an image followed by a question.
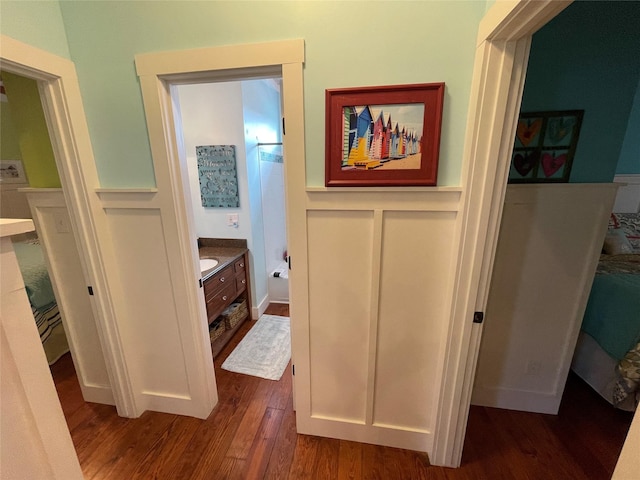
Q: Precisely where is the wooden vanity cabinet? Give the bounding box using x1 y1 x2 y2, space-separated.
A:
203 251 251 358
204 264 235 324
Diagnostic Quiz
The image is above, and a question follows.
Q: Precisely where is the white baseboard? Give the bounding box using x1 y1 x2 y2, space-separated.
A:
471 385 560 415
81 384 116 406
252 294 269 320
140 392 214 420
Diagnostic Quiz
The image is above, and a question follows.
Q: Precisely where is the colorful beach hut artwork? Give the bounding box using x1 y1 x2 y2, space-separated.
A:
326 83 444 187
340 103 425 170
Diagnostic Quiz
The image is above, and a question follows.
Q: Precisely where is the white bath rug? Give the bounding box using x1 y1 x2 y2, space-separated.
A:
221 315 290 381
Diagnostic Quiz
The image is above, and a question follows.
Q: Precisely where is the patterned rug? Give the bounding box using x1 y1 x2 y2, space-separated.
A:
221 315 291 380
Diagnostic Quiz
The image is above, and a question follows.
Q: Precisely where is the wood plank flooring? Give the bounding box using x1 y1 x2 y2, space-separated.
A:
50 303 634 479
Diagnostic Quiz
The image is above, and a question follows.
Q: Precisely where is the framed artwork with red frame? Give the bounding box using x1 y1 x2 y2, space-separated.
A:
325 83 445 187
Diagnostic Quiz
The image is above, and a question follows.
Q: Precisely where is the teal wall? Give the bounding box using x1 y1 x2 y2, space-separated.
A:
56 1 485 188
617 76 640 175
0 1 70 59
520 1 640 183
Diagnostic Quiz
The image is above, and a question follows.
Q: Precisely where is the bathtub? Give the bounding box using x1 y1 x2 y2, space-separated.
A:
268 260 289 303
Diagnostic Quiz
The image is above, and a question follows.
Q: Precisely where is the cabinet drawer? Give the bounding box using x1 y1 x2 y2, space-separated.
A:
236 275 247 293
204 264 234 298
206 283 236 323
234 257 246 274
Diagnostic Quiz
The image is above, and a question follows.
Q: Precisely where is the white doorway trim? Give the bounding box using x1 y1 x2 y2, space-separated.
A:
431 0 572 467
134 39 305 417
0 35 138 417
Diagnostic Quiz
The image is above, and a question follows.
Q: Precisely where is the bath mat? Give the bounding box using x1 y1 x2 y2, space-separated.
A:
221 315 290 381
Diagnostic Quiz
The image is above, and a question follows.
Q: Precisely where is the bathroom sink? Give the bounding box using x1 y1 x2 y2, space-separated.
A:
200 258 219 273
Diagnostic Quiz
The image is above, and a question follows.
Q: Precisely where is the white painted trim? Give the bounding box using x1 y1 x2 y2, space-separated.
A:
95 188 159 193
135 39 304 76
135 39 306 419
0 218 34 236
0 35 137 416
253 293 270 320
95 190 161 210
612 174 640 213
431 0 575 467
1 232 84 480
24 189 115 406
365 210 383 425
306 190 461 212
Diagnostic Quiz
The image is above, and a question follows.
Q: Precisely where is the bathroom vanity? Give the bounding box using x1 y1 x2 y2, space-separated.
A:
199 238 252 358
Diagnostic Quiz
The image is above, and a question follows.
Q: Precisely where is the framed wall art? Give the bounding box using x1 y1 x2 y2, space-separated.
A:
325 83 445 187
509 110 584 183
0 160 27 184
196 145 240 207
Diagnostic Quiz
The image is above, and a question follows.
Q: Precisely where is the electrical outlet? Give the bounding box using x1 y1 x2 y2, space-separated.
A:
226 213 239 227
525 360 541 376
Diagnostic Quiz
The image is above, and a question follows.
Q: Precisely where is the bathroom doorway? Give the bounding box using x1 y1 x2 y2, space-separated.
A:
174 76 289 319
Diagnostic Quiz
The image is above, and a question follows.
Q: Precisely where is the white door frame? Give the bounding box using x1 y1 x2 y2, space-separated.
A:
0 35 137 417
134 39 306 416
432 0 572 467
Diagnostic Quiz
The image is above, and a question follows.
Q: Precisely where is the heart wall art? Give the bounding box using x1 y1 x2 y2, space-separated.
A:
509 110 583 183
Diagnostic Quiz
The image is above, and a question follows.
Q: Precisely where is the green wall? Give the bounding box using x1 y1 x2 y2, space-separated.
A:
2 72 61 188
57 1 485 188
0 0 70 59
0 99 23 161
520 1 640 183
617 76 640 175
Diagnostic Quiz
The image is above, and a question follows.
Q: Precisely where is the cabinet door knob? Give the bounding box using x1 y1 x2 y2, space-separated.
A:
222 295 228 301
241 279 246 284
239 263 244 268
220 277 225 282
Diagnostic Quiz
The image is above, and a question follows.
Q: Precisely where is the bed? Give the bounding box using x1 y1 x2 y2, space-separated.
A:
572 212 640 411
12 234 69 365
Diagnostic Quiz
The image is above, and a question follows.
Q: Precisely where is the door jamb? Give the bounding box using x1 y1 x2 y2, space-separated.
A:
134 39 306 417
431 0 572 467
0 35 138 417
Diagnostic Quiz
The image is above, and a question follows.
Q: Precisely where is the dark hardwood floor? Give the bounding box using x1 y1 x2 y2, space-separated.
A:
50 304 633 479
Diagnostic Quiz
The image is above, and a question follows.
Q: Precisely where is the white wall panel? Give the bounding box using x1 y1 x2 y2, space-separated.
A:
375 211 456 432
307 210 373 423
473 184 618 414
105 208 190 397
1 225 84 480
37 208 112 394
26 190 113 404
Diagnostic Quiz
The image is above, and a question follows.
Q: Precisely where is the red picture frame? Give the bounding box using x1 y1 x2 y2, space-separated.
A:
325 83 444 187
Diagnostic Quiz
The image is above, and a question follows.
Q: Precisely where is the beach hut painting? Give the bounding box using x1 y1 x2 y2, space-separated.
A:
341 103 424 171
325 83 444 187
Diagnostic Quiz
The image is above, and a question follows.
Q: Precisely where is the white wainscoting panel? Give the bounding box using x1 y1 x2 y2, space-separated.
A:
104 208 190 401
472 183 618 414
25 190 113 405
613 174 640 213
296 190 461 453
375 211 456 432
307 210 373 423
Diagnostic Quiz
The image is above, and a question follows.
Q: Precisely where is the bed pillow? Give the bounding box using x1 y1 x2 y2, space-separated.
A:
603 228 634 255
610 213 640 253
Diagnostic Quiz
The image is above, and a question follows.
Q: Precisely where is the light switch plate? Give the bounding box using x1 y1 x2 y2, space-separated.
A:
227 213 239 227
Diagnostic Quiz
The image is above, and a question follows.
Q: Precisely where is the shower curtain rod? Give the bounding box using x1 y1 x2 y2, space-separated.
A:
257 142 283 146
